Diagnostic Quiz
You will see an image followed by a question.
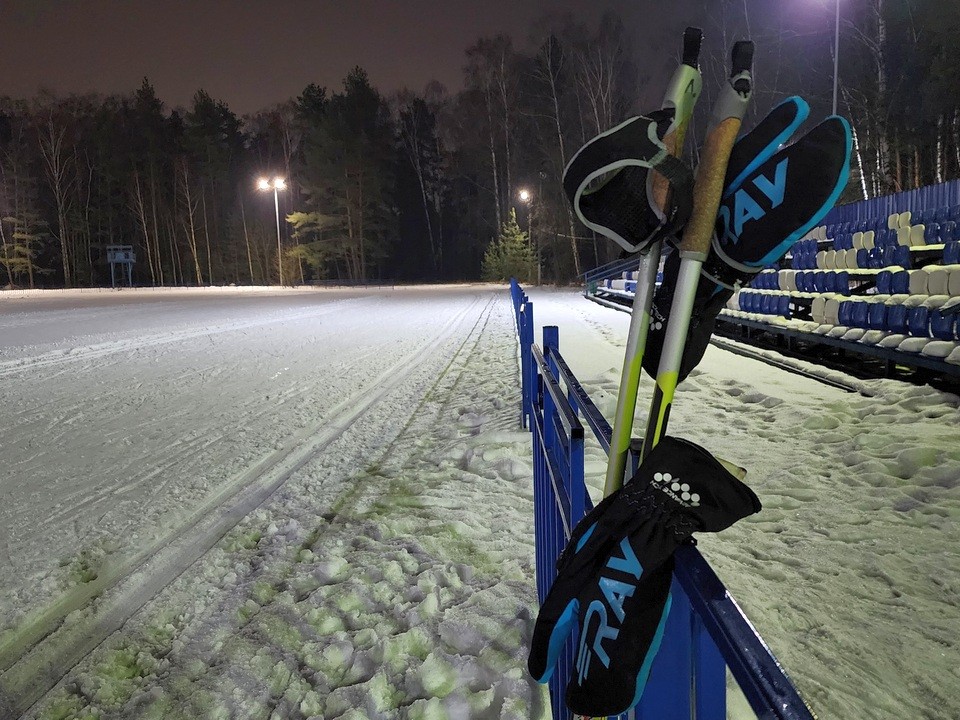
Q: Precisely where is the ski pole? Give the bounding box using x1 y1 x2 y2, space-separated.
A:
602 27 703 498
641 40 754 459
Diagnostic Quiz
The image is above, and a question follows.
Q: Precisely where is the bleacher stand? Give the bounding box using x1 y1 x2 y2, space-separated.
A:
590 189 960 380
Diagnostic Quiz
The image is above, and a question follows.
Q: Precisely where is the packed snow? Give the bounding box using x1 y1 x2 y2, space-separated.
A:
0 285 957 719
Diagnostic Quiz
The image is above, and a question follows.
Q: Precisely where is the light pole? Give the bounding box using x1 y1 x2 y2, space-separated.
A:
258 177 286 286
518 188 540 285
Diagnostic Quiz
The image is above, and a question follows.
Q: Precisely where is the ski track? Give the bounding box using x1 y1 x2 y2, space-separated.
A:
0 288 514 717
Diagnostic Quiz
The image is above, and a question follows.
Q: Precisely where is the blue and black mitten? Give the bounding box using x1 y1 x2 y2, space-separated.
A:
527 436 761 717
644 97 853 382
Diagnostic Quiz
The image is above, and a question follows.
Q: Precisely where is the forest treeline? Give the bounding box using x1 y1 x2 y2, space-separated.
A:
1 0 957 288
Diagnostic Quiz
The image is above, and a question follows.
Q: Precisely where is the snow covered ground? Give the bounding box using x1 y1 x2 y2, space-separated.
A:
0 285 957 719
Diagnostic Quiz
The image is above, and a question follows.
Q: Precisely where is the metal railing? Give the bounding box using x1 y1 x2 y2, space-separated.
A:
510 278 815 720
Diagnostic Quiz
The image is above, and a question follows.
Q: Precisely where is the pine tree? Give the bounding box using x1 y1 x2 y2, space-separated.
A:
482 207 535 282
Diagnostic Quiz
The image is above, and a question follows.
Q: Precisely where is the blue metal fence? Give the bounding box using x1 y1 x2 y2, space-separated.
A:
510 278 815 720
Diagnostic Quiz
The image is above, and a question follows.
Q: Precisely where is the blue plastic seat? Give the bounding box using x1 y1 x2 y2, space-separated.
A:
930 310 955 340
942 221 957 243
951 204 960 221
777 295 790 318
877 270 892 294
935 207 949 223
835 271 850 295
824 272 837 292
907 307 930 336
838 301 853 326
851 302 870 328
892 245 911 269
813 271 825 292
867 303 887 330
925 222 940 243
915 209 927 224
945 242 960 265
891 270 909 294
856 249 868 268
887 304 909 333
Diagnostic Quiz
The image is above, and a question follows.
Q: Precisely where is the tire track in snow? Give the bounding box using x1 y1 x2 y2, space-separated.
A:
0 293 490 719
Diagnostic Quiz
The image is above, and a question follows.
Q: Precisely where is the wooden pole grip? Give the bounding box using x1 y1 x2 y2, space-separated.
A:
678 116 742 256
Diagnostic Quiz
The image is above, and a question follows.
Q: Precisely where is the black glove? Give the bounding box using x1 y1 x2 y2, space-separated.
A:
527 436 761 717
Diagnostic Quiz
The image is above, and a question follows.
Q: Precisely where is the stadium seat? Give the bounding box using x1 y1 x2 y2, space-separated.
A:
945 241 960 265
877 270 893 295
867 301 887 330
907 306 930 336
930 309 956 340
908 269 929 295
947 268 960 296
887 304 909 334
898 211 912 228
891 270 910 295
893 245 911 268
943 221 957 243
909 225 926 246
835 270 850 295
924 222 941 243
887 213 900 230
927 266 951 295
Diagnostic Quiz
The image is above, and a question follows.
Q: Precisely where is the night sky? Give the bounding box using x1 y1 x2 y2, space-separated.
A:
0 0 658 114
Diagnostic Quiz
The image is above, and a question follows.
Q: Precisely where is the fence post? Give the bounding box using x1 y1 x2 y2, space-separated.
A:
520 299 534 429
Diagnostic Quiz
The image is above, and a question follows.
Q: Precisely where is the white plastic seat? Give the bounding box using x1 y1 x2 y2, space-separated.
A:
816 250 827 269
824 296 842 325
811 295 828 323
922 340 957 359
946 269 960 297
879 334 908 348
852 232 864 249
898 337 930 353
923 294 951 310
909 224 926 246
859 330 888 345
927 266 950 296
898 211 912 229
887 213 900 230
908 270 930 296
946 345 960 365
862 230 875 250
824 250 837 269
896 227 912 247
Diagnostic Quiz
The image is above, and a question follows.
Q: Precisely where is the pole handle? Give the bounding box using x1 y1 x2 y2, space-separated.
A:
678 40 753 258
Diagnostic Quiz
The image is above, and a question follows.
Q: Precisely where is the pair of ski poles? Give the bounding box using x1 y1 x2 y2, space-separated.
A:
602 32 754 499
